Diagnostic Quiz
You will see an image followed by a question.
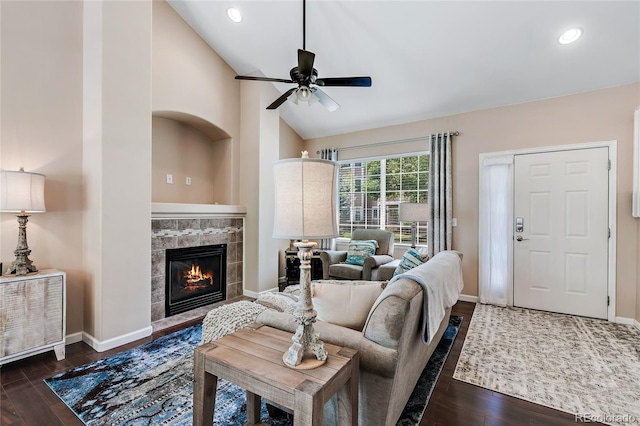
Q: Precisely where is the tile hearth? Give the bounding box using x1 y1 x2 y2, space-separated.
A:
150 295 251 332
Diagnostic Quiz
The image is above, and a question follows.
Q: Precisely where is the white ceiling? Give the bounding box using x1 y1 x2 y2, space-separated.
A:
167 1 640 140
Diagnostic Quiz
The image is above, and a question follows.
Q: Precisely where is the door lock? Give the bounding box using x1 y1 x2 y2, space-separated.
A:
516 235 530 241
515 217 524 233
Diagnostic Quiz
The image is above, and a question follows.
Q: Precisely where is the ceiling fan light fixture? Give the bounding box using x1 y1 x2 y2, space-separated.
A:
286 87 319 107
287 90 300 105
558 27 582 44
297 86 312 101
226 7 242 23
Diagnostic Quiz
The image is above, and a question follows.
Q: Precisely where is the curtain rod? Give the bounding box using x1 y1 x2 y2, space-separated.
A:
316 131 459 154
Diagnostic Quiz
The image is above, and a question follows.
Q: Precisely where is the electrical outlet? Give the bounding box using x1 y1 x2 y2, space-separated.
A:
186 177 192 186
451 218 458 227
166 174 173 184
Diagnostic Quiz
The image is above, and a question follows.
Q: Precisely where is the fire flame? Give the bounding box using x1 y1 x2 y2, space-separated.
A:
184 264 213 286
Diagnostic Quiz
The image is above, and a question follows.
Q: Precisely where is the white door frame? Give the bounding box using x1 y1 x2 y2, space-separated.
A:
479 140 617 321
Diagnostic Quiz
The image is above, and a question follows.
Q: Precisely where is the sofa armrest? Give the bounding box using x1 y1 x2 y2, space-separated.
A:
256 310 398 378
362 254 395 280
319 251 348 279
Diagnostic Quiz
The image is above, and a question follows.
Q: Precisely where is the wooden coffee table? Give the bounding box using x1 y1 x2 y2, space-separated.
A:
193 323 359 426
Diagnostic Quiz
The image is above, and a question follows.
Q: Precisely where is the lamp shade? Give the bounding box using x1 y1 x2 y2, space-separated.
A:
273 158 338 239
0 170 46 213
398 202 428 223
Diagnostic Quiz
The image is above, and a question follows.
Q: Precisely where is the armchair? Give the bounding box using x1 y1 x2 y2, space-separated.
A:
320 229 395 281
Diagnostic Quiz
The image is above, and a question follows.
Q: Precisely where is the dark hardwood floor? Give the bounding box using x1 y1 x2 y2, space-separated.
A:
1 301 598 425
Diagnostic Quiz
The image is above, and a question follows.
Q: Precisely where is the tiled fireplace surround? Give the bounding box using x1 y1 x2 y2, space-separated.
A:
151 217 244 322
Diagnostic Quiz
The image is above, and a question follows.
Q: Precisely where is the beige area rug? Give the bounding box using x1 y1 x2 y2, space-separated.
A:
453 304 640 426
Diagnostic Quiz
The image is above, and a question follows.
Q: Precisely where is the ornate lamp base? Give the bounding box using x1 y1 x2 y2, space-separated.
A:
5 214 38 276
282 240 328 369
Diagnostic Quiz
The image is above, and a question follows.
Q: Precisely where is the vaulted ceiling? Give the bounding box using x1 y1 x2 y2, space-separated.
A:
168 1 640 140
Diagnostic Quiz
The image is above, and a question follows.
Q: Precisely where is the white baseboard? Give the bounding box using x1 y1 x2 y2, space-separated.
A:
458 294 479 303
615 316 634 325
82 326 153 353
65 331 83 345
616 316 640 331
243 287 279 299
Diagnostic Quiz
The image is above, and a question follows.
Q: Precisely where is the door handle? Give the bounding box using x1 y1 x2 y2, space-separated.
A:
516 235 530 241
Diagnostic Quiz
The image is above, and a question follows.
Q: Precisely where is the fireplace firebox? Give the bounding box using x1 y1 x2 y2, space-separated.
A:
165 244 227 317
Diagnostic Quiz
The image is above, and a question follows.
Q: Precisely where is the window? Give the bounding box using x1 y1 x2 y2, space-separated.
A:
338 153 429 245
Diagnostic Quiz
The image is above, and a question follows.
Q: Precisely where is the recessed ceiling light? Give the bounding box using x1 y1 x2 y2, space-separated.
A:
227 7 242 23
558 27 583 45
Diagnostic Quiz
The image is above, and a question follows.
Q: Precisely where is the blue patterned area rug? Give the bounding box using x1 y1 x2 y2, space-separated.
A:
45 316 461 426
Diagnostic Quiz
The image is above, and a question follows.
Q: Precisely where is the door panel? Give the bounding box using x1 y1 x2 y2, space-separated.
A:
513 147 608 319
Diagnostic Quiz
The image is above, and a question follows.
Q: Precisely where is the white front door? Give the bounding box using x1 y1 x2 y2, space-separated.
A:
513 147 609 319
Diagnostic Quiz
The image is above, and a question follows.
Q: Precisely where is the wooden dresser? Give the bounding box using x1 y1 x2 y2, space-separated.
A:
0 269 66 365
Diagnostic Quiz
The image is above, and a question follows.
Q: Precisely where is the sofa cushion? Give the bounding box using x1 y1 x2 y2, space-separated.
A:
344 240 379 266
393 248 428 276
311 280 387 330
329 262 365 280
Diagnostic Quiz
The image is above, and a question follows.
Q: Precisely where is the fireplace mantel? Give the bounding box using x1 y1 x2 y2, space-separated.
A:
152 202 246 218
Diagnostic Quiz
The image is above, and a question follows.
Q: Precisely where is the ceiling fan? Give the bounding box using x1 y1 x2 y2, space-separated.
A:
234 0 372 111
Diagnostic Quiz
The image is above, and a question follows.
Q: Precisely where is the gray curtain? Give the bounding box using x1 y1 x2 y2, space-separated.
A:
427 133 453 257
319 148 338 161
320 148 338 249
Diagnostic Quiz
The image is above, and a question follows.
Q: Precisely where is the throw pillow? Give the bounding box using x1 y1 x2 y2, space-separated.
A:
311 280 387 330
393 248 427 276
344 240 379 266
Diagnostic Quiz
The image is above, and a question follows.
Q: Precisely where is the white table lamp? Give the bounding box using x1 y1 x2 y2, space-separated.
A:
273 152 338 369
399 202 428 248
0 168 46 275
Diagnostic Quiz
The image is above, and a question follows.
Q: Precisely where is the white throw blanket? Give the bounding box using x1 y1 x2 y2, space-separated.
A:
388 251 464 345
200 292 299 345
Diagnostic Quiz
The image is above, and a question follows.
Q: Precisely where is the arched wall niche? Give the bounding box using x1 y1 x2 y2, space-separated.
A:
152 111 234 204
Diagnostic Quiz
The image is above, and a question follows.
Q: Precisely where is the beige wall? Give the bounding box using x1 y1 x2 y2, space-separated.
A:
152 0 240 205
0 0 84 336
152 117 219 204
280 118 305 159
305 83 640 320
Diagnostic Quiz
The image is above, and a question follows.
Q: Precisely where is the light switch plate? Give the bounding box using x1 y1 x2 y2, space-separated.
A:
451 218 457 227
166 174 173 184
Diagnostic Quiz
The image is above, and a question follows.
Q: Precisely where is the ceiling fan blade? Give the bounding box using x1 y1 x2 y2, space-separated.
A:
312 88 340 112
266 87 297 110
298 49 315 76
235 75 294 84
316 76 372 87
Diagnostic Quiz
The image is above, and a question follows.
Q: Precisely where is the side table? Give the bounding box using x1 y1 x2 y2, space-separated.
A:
193 324 359 426
284 249 324 289
0 269 66 365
